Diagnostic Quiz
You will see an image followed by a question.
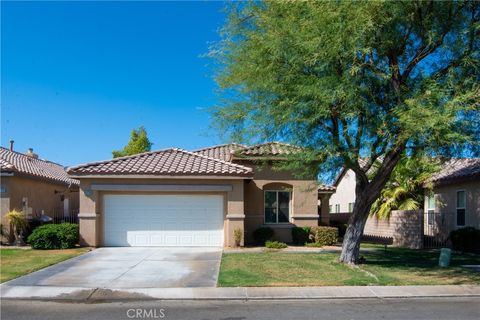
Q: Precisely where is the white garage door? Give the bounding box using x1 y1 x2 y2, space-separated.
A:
103 194 224 247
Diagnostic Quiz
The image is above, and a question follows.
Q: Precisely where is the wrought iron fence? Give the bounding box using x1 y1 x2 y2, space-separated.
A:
31 208 79 224
423 211 454 248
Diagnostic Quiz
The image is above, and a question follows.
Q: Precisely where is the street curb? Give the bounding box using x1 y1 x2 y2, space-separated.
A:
1 285 480 301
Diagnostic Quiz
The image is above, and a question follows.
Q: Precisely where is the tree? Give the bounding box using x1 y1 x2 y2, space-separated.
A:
211 1 479 264
370 155 440 219
6 209 28 246
112 126 153 158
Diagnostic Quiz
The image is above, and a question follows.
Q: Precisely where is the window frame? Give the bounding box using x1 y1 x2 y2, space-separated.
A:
264 190 292 224
426 194 435 226
456 190 466 227
348 202 354 213
335 204 340 213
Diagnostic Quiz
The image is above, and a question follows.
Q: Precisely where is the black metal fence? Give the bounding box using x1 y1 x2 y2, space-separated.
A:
31 208 79 224
423 211 454 248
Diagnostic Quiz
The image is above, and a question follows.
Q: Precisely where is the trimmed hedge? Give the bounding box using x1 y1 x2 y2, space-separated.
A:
449 227 480 253
265 240 288 249
291 227 311 245
27 223 79 249
329 220 347 238
310 226 338 246
253 227 274 245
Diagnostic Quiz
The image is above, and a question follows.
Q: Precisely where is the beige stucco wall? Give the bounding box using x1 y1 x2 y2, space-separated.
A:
239 163 319 244
77 177 245 247
0 175 79 225
329 169 356 213
424 180 480 232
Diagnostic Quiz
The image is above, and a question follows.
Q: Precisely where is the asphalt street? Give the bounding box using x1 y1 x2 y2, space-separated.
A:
1 297 479 320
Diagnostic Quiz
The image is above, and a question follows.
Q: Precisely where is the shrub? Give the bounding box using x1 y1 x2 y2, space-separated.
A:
253 227 274 245
27 223 79 249
5 210 28 245
265 240 288 249
233 228 243 247
449 227 480 253
305 242 324 248
291 227 311 245
330 220 347 238
310 226 338 246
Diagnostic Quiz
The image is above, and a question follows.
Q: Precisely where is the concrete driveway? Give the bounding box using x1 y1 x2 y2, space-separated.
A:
4 247 222 288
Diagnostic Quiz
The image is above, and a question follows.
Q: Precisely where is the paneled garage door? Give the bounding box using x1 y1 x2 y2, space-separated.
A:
103 194 224 247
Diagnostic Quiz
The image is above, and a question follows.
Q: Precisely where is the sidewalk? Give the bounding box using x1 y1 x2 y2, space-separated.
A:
1 284 479 301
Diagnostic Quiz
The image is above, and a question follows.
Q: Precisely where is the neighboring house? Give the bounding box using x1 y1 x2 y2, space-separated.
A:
0 144 80 229
329 168 356 214
67 142 332 247
424 158 480 234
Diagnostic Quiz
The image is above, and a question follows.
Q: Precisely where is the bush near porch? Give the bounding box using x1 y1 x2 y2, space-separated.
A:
218 245 480 287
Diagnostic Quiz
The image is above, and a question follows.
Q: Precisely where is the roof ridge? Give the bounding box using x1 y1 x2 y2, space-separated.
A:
66 148 176 172
193 143 248 152
238 141 300 151
176 148 253 172
0 146 66 168
68 147 254 173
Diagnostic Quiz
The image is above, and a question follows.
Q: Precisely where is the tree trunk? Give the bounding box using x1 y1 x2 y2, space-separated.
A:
339 196 372 264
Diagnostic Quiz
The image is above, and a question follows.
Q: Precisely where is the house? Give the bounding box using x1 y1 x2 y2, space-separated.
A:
0 143 80 232
67 142 331 247
424 158 480 234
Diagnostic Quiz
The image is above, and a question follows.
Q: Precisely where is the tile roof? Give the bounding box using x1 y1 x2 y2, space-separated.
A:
0 147 79 186
232 142 302 159
194 143 247 161
67 148 254 177
318 184 336 192
430 158 480 186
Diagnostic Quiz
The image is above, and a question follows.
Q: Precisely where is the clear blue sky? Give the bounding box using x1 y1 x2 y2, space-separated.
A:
1 1 228 166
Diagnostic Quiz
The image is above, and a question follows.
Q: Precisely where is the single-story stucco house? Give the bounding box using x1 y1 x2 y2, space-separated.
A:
424 158 480 234
0 143 79 234
67 142 334 247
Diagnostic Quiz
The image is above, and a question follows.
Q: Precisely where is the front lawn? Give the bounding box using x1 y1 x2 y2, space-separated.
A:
0 248 90 283
218 246 480 287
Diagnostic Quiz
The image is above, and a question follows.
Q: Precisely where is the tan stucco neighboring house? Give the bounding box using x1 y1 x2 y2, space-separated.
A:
0 145 80 232
67 142 332 247
424 158 480 233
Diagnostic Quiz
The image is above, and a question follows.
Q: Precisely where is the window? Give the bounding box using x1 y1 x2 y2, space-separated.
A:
426 194 435 225
348 202 354 213
329 205 332 213
456 191 466 227
335 204 340 213
264 191 290 224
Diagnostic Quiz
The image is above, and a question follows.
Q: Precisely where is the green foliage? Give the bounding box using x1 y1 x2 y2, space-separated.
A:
450 227 480 253
112 126 153 158
5 210 28 244
233 228 243 247
27 223 79 250
305 242 324 248
329 221 347 238
370 156 441 219
291 226 311 245
310 226 338 246
211 1 479 263
265 240 288 249
253 227 274 245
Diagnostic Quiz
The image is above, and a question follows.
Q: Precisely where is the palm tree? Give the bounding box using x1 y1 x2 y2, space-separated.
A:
370 156 440 219
5 209 28 246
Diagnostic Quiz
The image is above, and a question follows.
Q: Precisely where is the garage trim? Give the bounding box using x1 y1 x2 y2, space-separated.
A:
91 184 233 192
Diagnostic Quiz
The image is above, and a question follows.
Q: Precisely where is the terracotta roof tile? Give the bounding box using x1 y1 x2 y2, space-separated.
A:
67 148 254 177
430 158 480 186
318 184 336 192
193 143 247 161
233 142 302 159
0 147 79 186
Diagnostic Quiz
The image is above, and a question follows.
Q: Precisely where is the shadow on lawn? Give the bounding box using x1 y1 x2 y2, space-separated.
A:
362 246 480 268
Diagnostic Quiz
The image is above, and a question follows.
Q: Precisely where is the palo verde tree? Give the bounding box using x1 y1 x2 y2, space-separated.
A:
112 126 153 158
211 1 479 264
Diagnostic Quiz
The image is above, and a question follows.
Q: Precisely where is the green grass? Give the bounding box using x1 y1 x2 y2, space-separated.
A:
218 246 480 287
1 248 90 283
